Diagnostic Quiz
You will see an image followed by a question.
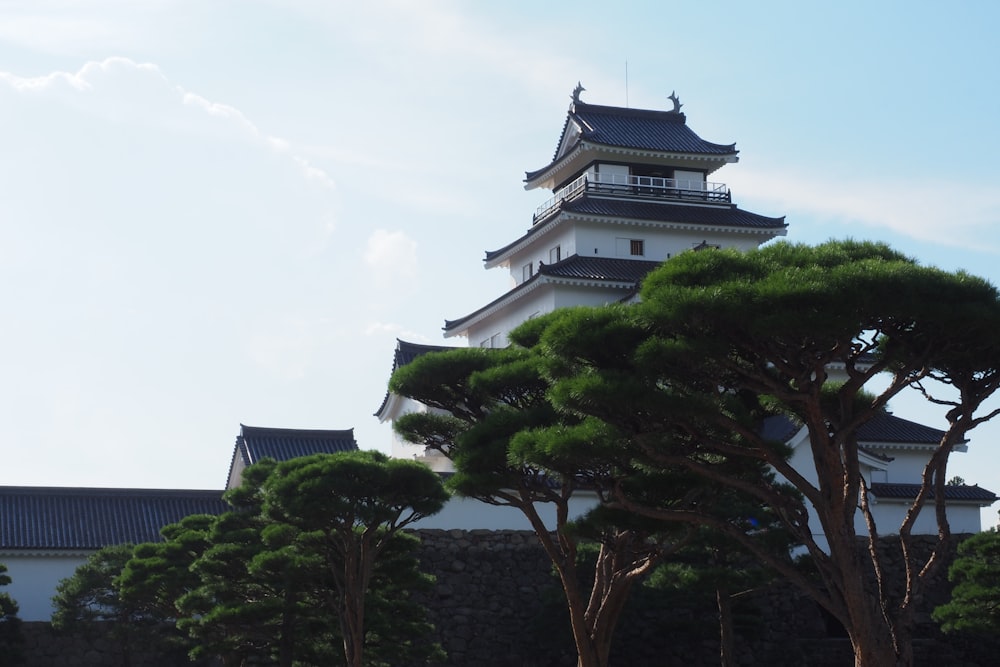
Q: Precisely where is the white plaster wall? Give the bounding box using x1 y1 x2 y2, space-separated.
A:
387 395 434 461
552 284 628 309
784 431 987 551
873 447 942 481
464 287 557 348
573 221 765 263
411 493 599 531
464 283 640 348
505 227 578 286
870 502 985 537
1 552 90 621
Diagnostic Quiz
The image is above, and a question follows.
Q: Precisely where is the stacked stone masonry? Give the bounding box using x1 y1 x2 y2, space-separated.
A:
15 530 1000 666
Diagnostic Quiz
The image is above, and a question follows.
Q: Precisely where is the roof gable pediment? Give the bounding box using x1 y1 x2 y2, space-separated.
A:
226 424 359 489
527 96 739 190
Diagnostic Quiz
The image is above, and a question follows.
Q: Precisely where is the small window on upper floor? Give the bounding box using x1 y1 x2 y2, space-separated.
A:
522 262 533 281
615 237 646 257
549 245 561 263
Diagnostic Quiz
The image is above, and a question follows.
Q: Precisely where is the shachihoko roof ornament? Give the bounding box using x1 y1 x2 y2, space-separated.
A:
668 91 682 113
571 82 585 105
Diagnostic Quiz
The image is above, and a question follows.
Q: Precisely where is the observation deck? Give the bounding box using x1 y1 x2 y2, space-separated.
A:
534 172 730 224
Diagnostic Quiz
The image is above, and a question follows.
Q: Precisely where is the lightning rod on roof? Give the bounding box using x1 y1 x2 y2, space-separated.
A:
625 60 629 108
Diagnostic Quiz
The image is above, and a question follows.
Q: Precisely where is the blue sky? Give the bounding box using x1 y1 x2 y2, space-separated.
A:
1 1 998 521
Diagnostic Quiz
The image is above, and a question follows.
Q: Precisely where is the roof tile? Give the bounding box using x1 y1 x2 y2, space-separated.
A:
234 425 358 468
870 483 997 503
0 487 227 550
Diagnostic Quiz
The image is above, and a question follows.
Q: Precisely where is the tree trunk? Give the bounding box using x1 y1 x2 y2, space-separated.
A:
836 553 909 667
717 586 734 667
342 583 366 667
553 563 603 667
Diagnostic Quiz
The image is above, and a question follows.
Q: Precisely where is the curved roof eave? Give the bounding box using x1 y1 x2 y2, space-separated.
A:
484 204 786 269
444 267 645 338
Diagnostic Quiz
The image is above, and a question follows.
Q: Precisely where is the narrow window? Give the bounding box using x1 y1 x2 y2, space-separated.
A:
549 245 562 263
522 262 533 281
630 239 645 256
481 333 502 349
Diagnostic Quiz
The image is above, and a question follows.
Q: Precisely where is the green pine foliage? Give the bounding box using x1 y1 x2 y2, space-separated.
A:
934 530 1000 634
51 453 446 667
51 542 190 665
0 563 23 667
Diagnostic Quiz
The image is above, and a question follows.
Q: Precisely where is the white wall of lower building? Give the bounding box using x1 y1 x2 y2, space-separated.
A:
785 430 991 552
411 492 599 531
870 500 984 536
1 552 90 622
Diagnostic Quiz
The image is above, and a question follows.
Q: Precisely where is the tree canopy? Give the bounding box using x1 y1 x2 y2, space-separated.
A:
0 563 21 667
260 450 448 667
57 451 447 667
391 327 788 667
521 240 1000 667
933 529 1000 634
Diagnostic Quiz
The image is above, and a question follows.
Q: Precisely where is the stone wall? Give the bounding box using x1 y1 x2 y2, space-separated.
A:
19 622 197 667
409 530 1000 667
14 530 1000 666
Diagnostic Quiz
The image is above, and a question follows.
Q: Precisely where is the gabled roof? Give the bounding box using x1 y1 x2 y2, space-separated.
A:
374 339 455 419
857 411 950 445
485 198 786 267
526 98 738 187
568 102 737 155
390 339 453 371
231 424 357 467
0 486 227 551
870 483 997 503
226 425 358 489
763 412 949 447
444 255 661 336
539 256 662 282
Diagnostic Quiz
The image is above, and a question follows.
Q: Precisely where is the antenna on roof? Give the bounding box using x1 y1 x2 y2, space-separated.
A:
625 60 629 107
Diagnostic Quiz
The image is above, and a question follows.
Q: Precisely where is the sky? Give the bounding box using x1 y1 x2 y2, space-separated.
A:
1 1 999 521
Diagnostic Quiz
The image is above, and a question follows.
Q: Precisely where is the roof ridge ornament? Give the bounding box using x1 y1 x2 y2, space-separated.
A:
571 82 586 106
668 91 683 113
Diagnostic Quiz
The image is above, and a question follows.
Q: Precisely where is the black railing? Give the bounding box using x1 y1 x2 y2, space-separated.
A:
534 173 730 222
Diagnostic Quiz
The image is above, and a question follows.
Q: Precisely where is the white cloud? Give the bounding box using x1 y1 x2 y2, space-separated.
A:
363 229 419 288
728 168 1000 254
0 57 336 191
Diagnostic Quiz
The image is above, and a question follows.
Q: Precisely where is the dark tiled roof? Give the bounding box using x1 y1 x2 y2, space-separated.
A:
527 101 737 181
571 103 737 155
374 339 456 416
0 486 227 550
392 339 452 369
857 412 948 444
761 412 947 446
761 415 801 443
540 256 662 282
561 197 787 230
484 199 785 264
233 425 358 469
445 255 659 333
870 483 997 503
